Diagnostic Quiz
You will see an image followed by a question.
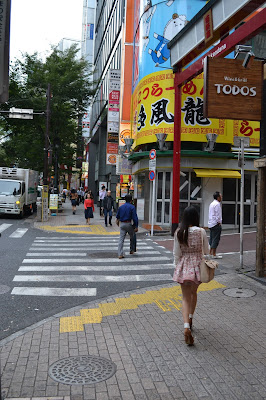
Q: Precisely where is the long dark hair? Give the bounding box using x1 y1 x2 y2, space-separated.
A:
177 206 200 246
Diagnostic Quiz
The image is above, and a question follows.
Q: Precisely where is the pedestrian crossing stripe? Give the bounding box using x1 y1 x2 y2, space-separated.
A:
38 224 120 235
0 224 28 238
59 281 226 333
0 223 12 233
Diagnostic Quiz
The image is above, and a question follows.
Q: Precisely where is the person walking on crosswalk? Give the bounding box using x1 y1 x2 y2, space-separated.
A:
103 190 114 227
84 192 95 225
116 194 138 259
70 189 78 215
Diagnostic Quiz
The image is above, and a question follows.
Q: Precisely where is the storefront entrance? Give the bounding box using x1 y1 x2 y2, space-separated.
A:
222 173 257 227
155 171 172 225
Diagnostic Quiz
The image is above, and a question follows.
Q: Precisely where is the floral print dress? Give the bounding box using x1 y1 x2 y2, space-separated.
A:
173 227 209 284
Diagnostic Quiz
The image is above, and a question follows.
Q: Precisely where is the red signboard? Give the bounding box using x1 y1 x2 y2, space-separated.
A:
203 9 213 43
108 90 120 104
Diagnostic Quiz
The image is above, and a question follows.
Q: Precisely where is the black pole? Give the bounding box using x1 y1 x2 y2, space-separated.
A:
260 78 266 158
43 83 51 185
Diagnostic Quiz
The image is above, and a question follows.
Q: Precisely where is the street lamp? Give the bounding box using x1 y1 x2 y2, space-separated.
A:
155 133 168 151
204 133 218 152
119 138 134 158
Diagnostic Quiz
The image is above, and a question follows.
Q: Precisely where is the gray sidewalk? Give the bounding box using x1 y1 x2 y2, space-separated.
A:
1 271 266 400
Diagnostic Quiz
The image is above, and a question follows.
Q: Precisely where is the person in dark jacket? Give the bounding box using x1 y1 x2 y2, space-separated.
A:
116 194 138 259
103 190 114 227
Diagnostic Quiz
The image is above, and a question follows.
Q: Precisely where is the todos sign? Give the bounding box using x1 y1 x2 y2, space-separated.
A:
203 57 263 121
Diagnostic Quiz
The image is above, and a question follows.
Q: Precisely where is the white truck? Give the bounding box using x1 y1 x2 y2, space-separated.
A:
0 167 39 217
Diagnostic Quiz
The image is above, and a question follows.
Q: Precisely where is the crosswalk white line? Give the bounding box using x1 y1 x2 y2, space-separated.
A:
22 256 171 263
13 274 173 282
0 223 12 233
11 287 97 296
26 250 161 256
30 243 150 247
18 264 174 272
9 228 28 238
26 252 88 256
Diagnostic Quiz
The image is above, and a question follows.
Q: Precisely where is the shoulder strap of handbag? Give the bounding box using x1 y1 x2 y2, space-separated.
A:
200 228 204 257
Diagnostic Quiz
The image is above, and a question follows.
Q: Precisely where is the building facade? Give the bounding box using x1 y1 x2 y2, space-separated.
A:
86 0 263 228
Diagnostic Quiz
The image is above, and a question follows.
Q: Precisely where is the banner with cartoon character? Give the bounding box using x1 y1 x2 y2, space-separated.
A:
133 0 205 91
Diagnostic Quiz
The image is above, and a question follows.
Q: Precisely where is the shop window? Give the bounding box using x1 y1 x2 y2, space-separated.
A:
137 173 145 198
190 172 201 200
165 202 170 224
222 204 236 225
180 172 189 200
156 202 162 223
223 179 236 201
157 172 163 199
179 202 188 221
165 172 171 199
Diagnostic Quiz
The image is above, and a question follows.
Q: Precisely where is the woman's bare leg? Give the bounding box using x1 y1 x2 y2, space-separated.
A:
180 283 192 324
190 283 199 315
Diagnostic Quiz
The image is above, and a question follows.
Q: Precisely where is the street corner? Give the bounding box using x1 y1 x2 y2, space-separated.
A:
35 224 120 235
59 280 226 333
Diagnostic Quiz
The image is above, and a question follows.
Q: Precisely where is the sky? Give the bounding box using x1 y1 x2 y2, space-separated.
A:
10 0 84 61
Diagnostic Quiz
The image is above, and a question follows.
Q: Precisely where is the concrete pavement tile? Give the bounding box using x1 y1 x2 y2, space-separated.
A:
70 385 83 395
127 372 140 384
83 387 96 399
144 389 160 399
107 384 120 397
95 393 109 400
119 390 135 400
154 381 169 394
131 383 146 395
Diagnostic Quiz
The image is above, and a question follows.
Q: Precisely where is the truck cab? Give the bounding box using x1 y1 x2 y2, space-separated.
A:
0 167 38 217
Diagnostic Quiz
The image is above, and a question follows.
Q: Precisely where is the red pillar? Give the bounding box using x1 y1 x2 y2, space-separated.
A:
171 72 182 236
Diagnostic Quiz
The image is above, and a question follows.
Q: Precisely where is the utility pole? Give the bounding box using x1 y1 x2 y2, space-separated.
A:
41 84 51 223
234 136 250 270
44 83 51 186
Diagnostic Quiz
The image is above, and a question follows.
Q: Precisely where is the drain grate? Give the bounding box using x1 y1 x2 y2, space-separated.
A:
0 285 10 295
223 287 256 298
48 355 117 385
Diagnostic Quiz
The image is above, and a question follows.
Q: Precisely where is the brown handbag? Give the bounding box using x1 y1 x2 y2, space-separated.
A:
200 229 218 283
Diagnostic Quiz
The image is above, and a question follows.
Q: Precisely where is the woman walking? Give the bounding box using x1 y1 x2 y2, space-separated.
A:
173 206 209 346
70 189 78 215
84 192 94 225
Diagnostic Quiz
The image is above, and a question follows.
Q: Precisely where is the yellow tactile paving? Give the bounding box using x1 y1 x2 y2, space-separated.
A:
59 281 226 333
38 224 120 235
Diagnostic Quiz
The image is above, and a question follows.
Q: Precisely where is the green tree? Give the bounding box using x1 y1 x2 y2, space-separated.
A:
0 45 94 172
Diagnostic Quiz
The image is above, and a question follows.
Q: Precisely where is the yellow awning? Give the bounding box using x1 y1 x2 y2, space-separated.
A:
194 169 241 179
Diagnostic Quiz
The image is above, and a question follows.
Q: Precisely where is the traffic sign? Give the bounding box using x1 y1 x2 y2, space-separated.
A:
149 149 156 160
149 159 156 171
149 170 155 181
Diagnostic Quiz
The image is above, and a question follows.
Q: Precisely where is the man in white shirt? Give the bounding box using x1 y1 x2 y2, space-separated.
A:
99 185 107 216
208 191 223 259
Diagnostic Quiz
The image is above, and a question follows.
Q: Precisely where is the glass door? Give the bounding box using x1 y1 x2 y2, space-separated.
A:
155 171 172 225
222 173 257 227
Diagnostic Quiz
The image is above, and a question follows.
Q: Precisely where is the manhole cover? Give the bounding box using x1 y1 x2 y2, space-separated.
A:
48 356 117 385
223 288 256 298
0 285 10 295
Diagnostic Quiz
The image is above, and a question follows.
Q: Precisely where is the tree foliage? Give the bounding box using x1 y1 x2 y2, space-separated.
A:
0 45 94 171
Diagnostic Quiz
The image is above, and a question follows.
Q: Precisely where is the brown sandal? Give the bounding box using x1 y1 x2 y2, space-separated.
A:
184 328 194 346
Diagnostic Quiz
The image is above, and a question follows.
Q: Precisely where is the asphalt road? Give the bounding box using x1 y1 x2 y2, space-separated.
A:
0 214 173 341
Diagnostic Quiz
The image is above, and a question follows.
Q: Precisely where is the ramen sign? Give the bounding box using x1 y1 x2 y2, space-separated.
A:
203 57 263 121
